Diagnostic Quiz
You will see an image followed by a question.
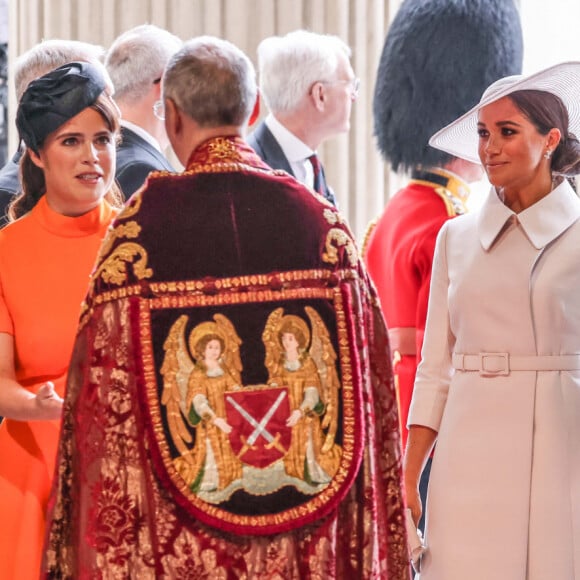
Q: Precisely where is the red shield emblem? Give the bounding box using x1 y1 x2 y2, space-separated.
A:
225 386 291 468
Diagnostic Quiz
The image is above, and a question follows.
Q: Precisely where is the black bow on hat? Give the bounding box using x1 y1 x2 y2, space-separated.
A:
16 61 107 155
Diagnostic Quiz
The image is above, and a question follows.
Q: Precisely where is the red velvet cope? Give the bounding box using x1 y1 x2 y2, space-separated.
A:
43 136 410 579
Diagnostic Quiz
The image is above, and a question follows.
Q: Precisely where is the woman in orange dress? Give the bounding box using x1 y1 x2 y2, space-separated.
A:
0 61 122 579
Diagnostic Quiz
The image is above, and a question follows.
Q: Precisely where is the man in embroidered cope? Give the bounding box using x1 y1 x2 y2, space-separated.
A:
44 36 409 579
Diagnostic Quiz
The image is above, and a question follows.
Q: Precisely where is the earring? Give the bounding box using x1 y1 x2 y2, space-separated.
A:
544 149 552 160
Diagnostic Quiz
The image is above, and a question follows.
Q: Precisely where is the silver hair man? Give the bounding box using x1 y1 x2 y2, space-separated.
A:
246 29 357 207
105 24 181 104
15 38 106 101
257 30 352 115
105 24 182 199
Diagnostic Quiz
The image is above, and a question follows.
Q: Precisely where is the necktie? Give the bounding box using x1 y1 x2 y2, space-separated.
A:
308 153 324 196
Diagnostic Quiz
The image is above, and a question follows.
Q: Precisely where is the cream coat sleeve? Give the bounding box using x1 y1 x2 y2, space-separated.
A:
407 222 456 431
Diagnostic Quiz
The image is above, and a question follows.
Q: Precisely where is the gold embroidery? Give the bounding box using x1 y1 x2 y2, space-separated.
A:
80 269 360 335
160 305 343 502
98 221 142 262
161 314 243 494
207 138 242 161
116 191 143 219
263 307 342 483
140 285 358 531
80 218 145 325
181 161 271 177
322 228 358 267
433 185 468 217
310 189 334 208
178 137 272 176
360 217 378 259
323 208 345 227
82 270 361 325
163 535 229 578
150 287 334 310
48 272 408 576
94 242 153 286
322 208 358 244
410 166 470 217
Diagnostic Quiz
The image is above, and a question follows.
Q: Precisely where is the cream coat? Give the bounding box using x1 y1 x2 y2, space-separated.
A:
409 181 580 580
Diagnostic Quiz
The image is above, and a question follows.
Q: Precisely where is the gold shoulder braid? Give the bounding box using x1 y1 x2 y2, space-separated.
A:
410 166 470 217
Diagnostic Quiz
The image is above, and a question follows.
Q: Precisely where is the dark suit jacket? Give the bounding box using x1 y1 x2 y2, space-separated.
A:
0 151 22 228
116 127 175 200
247 121 337 206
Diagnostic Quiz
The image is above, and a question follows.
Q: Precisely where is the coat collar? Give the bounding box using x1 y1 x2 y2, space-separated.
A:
186 135 271 172
478 180 580 250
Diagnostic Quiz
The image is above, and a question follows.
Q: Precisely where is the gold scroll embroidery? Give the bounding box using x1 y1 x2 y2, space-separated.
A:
322 228 358 267
97 221 142 263
94 242 153 286
116 191 143 219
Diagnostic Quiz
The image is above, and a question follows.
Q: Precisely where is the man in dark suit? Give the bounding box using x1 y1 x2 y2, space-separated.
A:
114 125 175 200
105 25 182 199
247 30 359 208
0 39 106 227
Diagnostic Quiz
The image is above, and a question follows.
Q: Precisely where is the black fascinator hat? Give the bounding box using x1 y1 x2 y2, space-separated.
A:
16 61 107 155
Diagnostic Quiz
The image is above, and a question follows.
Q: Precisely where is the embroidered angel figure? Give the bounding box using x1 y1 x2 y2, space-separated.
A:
161 313 243 493
262 307 342 485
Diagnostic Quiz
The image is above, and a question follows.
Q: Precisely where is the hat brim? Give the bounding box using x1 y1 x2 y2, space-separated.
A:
429 61 580 164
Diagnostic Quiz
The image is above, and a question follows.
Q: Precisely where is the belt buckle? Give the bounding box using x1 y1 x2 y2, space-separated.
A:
478 352 510 376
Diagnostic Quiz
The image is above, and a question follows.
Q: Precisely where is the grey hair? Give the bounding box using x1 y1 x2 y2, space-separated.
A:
257 29 351 114
163 36 257 128
105 24 182 104
14 39 105 101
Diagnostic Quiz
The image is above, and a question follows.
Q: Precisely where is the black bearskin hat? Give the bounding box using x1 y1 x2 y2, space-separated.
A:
373 0 523 172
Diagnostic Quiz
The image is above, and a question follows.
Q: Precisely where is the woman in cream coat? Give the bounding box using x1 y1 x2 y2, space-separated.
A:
404 62 580 580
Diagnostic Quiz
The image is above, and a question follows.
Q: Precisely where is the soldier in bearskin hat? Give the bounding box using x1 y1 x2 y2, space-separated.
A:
364 0 523 537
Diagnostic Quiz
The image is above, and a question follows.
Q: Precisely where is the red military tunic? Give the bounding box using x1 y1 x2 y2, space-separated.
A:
364 167 469 449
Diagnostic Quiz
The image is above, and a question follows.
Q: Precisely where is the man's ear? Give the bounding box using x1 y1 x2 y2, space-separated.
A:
309 81 326 112
164 98 182 140
248 91 260 127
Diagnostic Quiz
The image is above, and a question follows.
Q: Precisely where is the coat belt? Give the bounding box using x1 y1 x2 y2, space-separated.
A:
452 352 580 376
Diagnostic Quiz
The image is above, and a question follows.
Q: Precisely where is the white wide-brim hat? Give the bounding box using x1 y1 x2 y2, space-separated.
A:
429 61 580 164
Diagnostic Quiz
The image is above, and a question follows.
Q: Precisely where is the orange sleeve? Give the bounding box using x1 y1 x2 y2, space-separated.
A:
0 259 14 336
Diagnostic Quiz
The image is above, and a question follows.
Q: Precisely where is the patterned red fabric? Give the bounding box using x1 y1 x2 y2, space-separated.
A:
44 137 410 578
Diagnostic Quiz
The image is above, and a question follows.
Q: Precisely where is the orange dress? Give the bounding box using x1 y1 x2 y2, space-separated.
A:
0 196 117 580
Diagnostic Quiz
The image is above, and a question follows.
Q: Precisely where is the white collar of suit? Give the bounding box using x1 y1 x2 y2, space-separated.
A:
478 179 580 251
121 119 162 152
264 114 317 186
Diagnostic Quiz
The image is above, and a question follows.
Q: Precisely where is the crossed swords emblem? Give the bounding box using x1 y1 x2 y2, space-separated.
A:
226 390 288 459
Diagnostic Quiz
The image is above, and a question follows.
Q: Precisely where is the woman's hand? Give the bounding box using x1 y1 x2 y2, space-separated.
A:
405 476 423 527
0 333 64 421
286 409 302 427
34 381 64 421
213 416 232 434
403 425 438 526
